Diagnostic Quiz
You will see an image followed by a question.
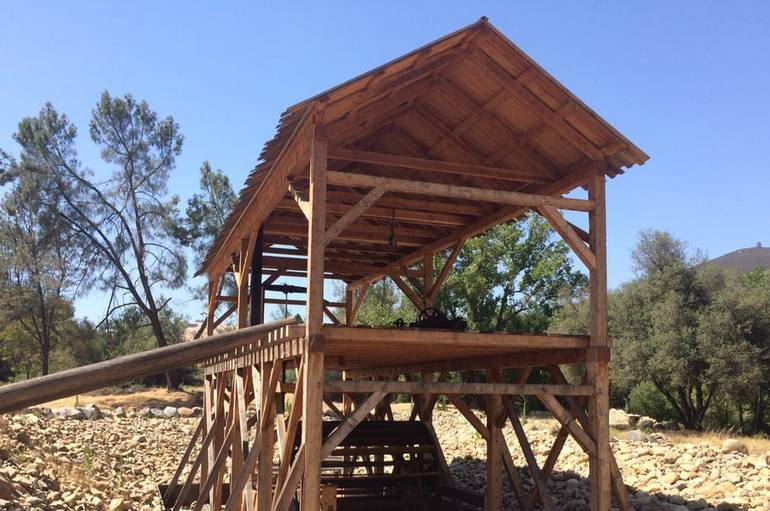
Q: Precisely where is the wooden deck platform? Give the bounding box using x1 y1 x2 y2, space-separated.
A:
201 325 592 376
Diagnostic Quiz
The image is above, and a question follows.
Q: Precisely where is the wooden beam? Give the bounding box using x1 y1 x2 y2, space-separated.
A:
323 306 342 326
489 368 555 511
303 119 327 511
172 413 221 511
427 239 463 300
422 253 433 307
326 171 594 212
271 445 306 511
537 206 596 270
349 284 368 325
328 147 551 184
277 198 470 227
193 423 236 511
321 391 387 458
274 357 305 497
347 160 604 289
232 368 254 510
249 228 264 325
538 394 595 454
204 105 315 276
323 326 589 350
485 394 503 511
356 348 586 377
324 185 387 246
323 380 592 396
389 272 425 309
237 237 252 328
472 46 604 161
288 181 312 220
588 172 611 511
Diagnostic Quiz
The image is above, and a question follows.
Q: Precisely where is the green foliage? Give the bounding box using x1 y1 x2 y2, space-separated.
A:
351 280 418 327
552 230 770 432
435 213 587 333
174 161 236 267
3 93 190 387
626 382 676 421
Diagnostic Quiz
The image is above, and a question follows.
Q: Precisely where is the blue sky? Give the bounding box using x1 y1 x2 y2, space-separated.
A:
2 1 769 322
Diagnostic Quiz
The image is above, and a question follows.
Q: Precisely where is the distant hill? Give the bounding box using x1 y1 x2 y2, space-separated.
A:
704 244 770 272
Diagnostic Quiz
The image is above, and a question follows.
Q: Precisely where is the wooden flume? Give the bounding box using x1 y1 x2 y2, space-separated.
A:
0 318 296 414
2 17 647 511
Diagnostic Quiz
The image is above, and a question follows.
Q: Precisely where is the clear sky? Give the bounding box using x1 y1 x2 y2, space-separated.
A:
2 1 769 322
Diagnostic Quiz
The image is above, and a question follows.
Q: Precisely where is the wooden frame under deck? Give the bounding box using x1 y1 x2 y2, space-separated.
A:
179 17 647 511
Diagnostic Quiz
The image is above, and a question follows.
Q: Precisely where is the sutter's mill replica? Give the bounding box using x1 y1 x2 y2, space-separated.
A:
0 17 648 511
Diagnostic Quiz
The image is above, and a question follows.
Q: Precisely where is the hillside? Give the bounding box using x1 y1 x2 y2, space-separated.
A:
705 244 770 272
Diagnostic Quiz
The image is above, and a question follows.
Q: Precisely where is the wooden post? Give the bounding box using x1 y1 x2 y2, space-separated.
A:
345 287 353 326
250 227 264 326
302 117 327 511
206 277 218 336
422 253 433 308
201 374 214 506
257 361 274 511
237 238 251 328
485 394 503 511
588 171 611 511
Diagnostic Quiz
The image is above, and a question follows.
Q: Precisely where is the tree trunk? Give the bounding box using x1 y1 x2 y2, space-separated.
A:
147 309 179 389
41 346 49 376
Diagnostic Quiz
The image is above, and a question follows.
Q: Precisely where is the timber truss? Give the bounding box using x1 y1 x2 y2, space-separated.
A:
187 17 647 511
162 320 631 511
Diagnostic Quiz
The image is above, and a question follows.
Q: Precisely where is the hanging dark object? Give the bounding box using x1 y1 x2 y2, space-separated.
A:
388 208 397 249
393 307 467 331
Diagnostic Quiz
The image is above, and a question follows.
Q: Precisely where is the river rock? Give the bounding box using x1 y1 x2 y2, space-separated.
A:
721 439 748 455
81 404 103 420
177 407 195 418
162 406 178 418
627 430 650 442
637 416 656 429
52 407 84 420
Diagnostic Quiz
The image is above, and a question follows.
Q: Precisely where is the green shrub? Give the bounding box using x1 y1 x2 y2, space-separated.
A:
626 382 676 421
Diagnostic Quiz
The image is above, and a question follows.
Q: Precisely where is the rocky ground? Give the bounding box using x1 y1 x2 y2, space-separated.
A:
0 403 768 511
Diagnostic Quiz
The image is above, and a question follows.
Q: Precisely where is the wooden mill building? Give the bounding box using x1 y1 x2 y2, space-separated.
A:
185 17 647 511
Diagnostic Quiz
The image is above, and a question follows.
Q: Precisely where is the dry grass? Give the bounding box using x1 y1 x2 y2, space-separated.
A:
663 430 770 455
614 428 770 455
41 386 203 410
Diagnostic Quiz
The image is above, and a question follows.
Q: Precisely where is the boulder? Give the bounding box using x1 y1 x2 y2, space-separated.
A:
721 439 748 455
51 407 84 420
653 420 678 431
81 404 102 420
162 406 179 419
177 407 196 418
626 430 649 443
637 417 655 430
138 407 153 418
609 408 631 430
113 407 126 418
108 498 129 511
